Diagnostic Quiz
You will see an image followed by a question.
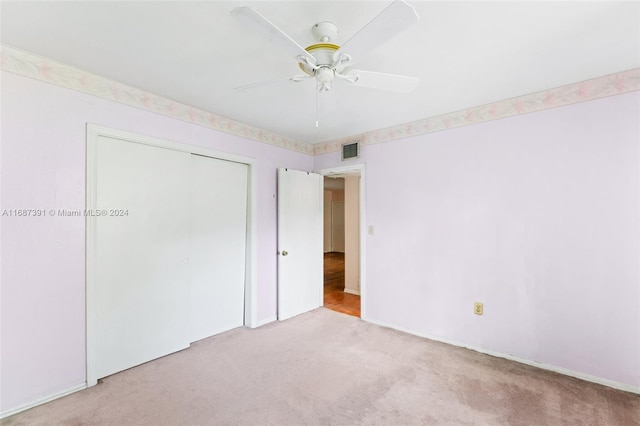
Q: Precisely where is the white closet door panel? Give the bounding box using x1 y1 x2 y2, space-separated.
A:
189 155 248 342
95 136 191 379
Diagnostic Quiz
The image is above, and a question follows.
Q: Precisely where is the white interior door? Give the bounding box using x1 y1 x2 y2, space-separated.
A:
95 136 191 379
189 154 248 342
277 168 323 320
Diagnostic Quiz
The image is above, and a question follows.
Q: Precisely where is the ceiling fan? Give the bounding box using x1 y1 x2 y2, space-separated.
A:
231 0 420 126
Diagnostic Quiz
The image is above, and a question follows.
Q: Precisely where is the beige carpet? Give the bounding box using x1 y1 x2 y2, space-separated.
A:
3 308 639 425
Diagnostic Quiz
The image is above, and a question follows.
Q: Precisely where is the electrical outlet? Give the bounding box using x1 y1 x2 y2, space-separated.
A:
474 302 483 315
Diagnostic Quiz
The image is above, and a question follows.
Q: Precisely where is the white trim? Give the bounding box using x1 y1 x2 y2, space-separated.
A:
253 316 278 328
85 124 99 387
365 317 640 395
0 383 87 419
245 162 259 329
317 163 366 320
343 288 360 296
85 124 258 386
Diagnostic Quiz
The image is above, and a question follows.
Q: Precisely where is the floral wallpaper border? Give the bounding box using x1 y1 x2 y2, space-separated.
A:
313 68 640 155
0 44 313 155
2 44 637 157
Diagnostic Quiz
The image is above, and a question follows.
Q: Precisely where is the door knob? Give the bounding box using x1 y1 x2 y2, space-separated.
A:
281 250 288 256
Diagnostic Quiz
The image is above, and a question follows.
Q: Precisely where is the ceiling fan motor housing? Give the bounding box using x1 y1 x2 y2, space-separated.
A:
299 43 340 75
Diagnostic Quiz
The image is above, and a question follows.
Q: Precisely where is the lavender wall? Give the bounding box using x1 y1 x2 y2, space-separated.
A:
2 69 638 414
0 71 312 412
315 92 640 388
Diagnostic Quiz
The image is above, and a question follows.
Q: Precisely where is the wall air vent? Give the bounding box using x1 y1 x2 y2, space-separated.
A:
341 141 360 161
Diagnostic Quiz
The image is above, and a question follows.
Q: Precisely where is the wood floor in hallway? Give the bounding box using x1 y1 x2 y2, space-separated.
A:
324 252 360 317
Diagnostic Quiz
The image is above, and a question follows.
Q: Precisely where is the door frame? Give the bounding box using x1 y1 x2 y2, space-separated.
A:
85 124 258 386
317 163 366 319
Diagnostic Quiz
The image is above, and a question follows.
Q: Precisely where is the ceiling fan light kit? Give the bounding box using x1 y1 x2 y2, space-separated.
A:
232 0 420 126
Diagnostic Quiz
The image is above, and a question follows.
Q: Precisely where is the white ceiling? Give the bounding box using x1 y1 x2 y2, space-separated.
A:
2 1 639 144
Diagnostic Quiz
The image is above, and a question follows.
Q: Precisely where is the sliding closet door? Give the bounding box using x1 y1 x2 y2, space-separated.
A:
94 136 191 380
189 155 248 342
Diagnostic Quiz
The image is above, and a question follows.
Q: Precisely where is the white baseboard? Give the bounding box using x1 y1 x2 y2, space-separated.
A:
253 316 277 328
344 288 360 296
0 383 87 419
365 318 640 395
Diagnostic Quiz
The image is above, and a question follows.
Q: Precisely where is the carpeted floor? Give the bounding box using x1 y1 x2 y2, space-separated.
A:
3 308 639 425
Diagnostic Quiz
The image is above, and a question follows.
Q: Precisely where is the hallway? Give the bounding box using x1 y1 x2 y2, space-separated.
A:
323 252 360 317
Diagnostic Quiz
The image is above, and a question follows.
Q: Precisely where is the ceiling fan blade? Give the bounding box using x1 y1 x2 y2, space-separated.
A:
343 70 419 93
231 6 316 65
333 0 419 65
234 75 312 91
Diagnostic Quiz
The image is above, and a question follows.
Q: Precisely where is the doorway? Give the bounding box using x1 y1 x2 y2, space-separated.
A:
319 165 365 318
